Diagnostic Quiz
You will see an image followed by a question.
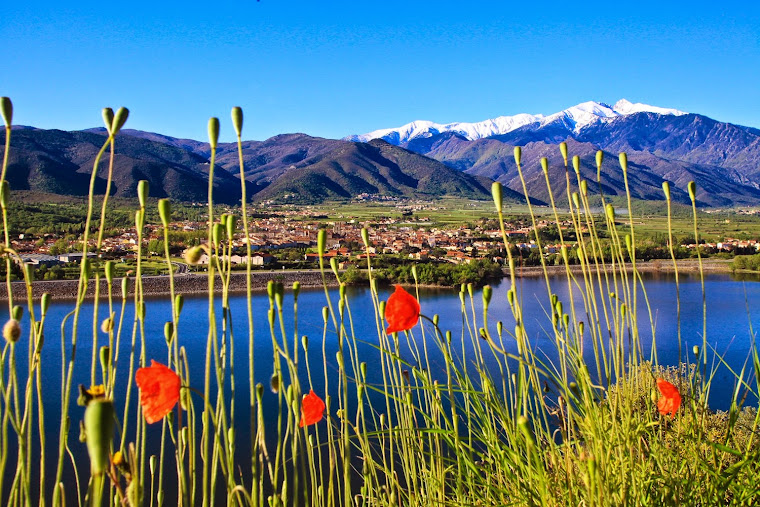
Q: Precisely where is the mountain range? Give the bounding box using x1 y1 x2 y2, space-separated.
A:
2 99 760 207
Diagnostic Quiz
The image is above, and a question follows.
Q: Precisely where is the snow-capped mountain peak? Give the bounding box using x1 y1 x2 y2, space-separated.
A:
346 100 688 145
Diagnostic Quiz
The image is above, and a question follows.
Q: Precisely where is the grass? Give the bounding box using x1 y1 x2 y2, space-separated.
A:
0 98 759 506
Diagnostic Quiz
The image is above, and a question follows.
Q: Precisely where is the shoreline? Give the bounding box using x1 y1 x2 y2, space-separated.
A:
0 259 737 302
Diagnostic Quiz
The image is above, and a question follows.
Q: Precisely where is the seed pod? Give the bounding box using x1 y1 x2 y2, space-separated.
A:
231 107 244 138
158 199 171 226
559 142 568 165
137 180 149 209
84 399 115 475
208 117 220 149
513 146 522 166
540 157 548 173
361 228 370 247
0 97 13 128
693 345 699 357
3 319 21 343
111 107 129 136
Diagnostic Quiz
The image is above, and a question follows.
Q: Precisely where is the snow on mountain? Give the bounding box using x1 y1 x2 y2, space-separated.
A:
346 100 688 145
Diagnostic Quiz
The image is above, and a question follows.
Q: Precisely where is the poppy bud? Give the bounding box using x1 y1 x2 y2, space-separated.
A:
687 181 696 202
432 314 439 326
292 281 301 299
99 346 110 378
3 319 21 343
229 216 239 240
41 293 51 316
540 157 548 173
482 285 492 307
491 182 503 213
559 142 568 165
692 345 699 357
513 146 522 166
184 245 203 265
317 229 326 255
101 108 114 136
322 306 329 324
662 181 671 200
620 303 627 318
174 294 184 315
572 155 580 174
82 258 92 280
149 455 158 476
301 335 308 352
137 180 149 209
100 316 114 334
580 180 588 196
212 223 223 247
111 107 129 136
411 264 418 282
507 289 515 307
606 204 615 222
104 261 115 285
360 362 367 380
361 228 370 247
270 373 280 394
84 399 115 475
496 321 503 336
158 199 171 226
330 257 339 277
231 107 244 138
208 117 220 150
121 277 129 299
164 321 174 345
618 152 628 172
0 97 13 128
11 305 22 321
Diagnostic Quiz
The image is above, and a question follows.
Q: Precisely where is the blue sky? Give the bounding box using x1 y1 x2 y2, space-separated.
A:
2 1 758 142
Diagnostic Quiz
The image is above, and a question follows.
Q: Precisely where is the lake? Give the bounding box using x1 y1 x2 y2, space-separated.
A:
3 271 760 502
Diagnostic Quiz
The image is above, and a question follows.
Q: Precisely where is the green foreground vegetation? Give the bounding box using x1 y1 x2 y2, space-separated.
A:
0 100 759 506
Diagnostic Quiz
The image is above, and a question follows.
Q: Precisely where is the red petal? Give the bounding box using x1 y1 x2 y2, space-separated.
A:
385 285 420 334
300 390 325 427
136 360 181 424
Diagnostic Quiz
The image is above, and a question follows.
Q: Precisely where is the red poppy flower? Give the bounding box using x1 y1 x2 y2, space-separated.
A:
385 285 420 334
656 379 681 418
135 360 181 424
300 389 325 427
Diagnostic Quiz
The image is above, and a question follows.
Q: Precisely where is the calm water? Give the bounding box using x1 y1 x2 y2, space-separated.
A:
4 272 760 501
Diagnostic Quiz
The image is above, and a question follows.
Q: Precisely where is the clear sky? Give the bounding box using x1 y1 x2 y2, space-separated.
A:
2 1 758 142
